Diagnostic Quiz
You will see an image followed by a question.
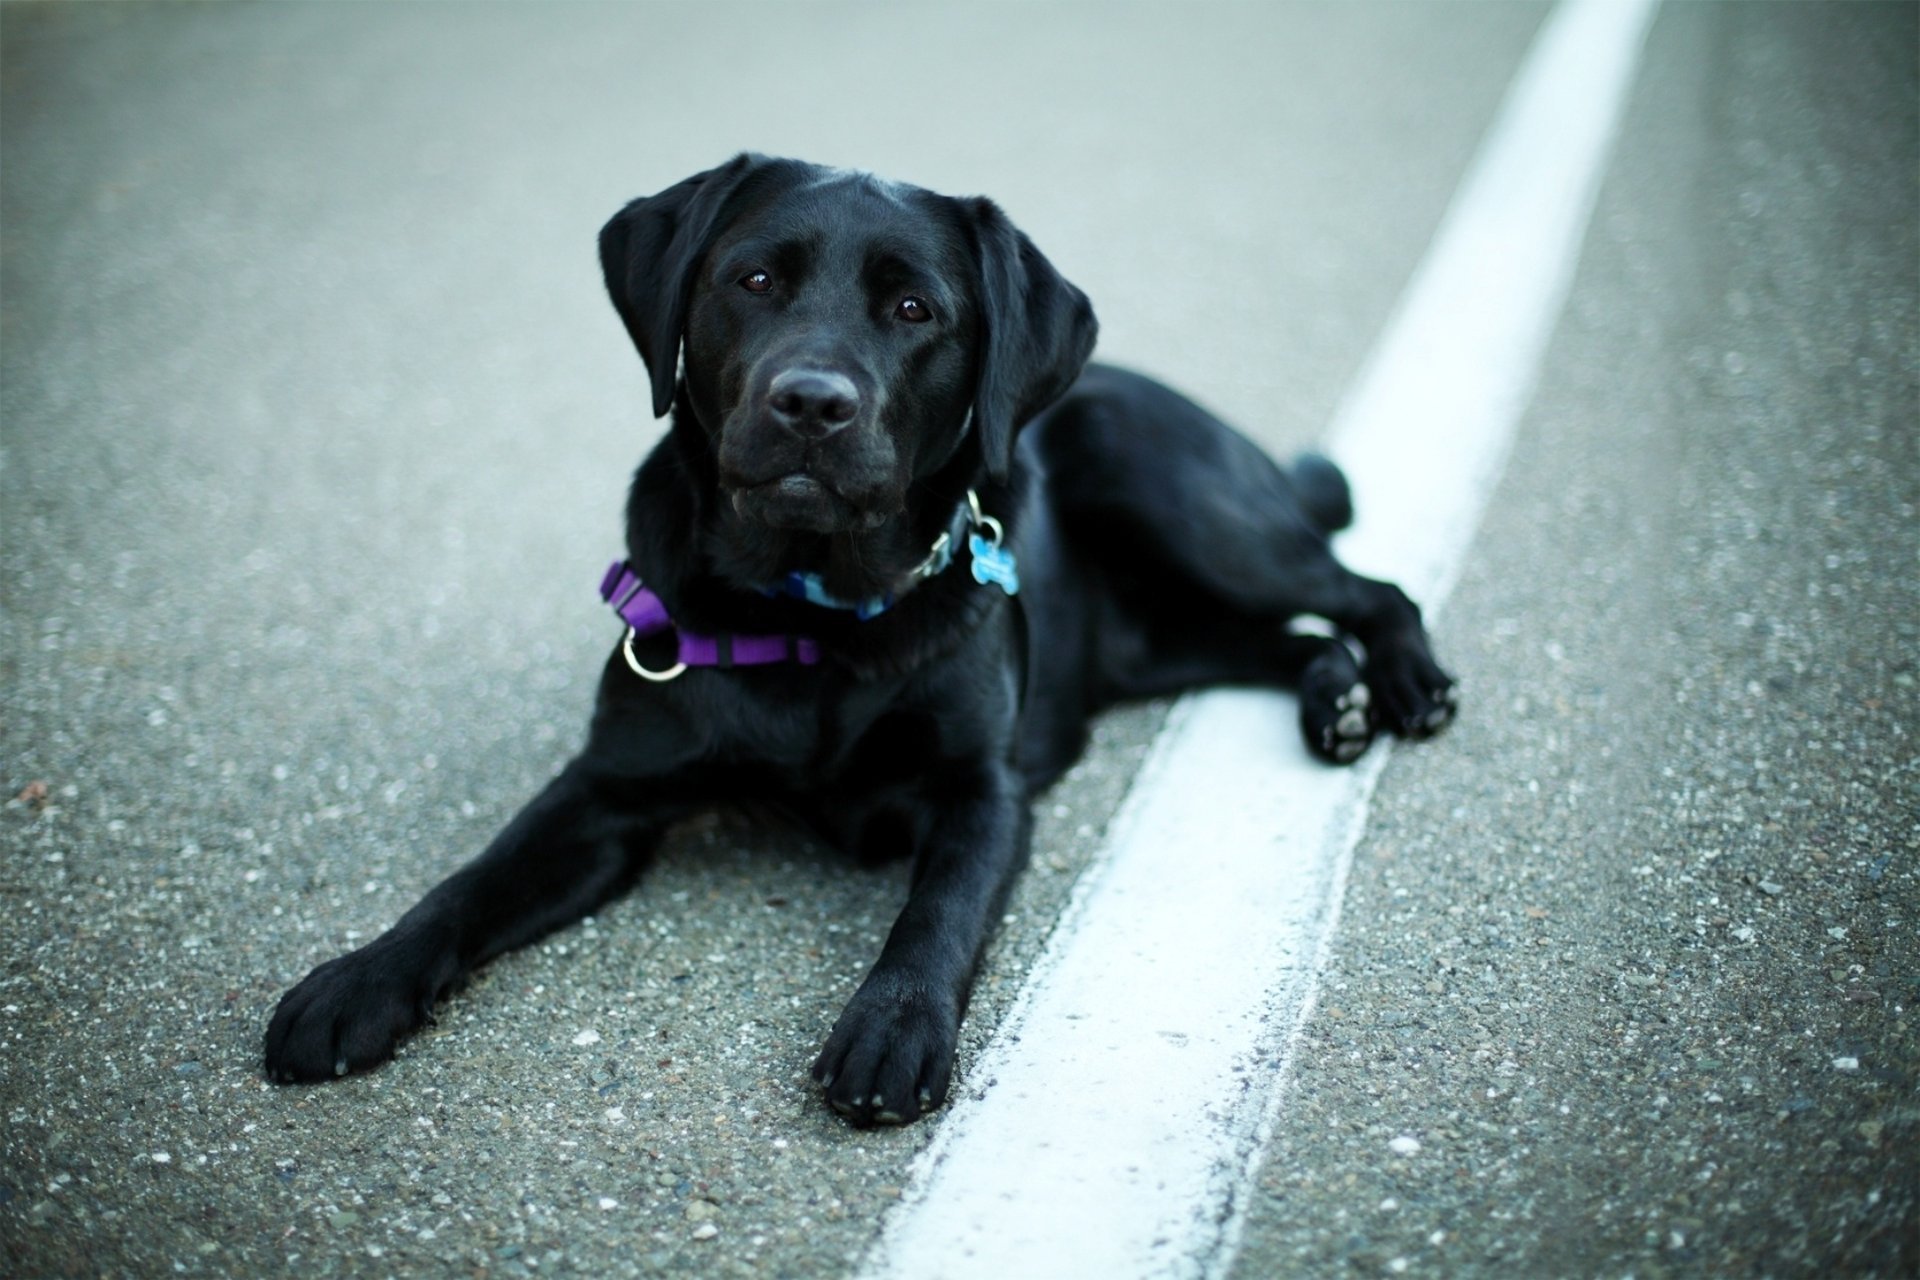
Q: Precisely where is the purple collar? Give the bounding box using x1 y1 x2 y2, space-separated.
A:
600 562 820 681
601 490 1018 682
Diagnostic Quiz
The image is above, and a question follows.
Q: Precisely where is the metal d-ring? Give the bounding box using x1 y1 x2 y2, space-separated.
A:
965 489 1004 547
621 627 686 682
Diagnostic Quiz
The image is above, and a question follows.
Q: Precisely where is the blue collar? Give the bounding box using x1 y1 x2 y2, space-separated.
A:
757 489 1018 619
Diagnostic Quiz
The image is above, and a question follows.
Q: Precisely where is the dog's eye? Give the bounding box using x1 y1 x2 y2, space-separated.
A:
740 270 773 294
895 296 932 324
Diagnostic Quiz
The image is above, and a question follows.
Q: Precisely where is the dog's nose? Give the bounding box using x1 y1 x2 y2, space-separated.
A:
767 369 860 438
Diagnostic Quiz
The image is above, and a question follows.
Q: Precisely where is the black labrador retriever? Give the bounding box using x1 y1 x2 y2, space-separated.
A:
264 154 1456 1126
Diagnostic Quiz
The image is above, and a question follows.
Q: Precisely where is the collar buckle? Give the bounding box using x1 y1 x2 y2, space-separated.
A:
621 628 688 682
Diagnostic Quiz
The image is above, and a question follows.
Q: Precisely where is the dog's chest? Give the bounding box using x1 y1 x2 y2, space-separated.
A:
697 669 919 784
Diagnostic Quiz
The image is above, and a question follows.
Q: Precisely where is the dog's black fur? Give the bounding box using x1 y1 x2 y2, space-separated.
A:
263 155 1456 1126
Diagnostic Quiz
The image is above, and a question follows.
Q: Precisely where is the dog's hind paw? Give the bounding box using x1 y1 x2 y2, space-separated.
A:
1365 640 1459 739
1300 644 1375 765
1306 682 1374 764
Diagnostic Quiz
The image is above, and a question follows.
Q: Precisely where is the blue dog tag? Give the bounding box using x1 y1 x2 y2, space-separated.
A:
969 532 1020 596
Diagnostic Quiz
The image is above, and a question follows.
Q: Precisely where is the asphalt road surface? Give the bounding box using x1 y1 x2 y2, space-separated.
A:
2 3 1914 1278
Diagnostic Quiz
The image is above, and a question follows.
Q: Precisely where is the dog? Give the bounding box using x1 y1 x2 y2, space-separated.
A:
263 154 1456 1126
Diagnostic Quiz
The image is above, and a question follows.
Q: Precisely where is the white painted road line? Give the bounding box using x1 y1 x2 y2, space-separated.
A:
859 2 1662 1278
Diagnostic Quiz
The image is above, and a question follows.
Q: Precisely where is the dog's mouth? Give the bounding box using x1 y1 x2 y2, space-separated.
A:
728 473 887 534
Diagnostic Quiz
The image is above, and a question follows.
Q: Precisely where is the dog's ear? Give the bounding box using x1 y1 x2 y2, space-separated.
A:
599 153 767 419
967 198 1099 482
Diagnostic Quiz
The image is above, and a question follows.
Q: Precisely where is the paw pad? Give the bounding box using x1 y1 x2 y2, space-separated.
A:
1312 681 1375 764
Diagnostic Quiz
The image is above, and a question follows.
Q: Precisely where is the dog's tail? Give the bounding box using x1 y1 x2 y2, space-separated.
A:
1290 453 1353 535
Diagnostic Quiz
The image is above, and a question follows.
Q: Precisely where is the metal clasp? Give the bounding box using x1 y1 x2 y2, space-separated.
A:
621 627 687 682
965 488 1004 547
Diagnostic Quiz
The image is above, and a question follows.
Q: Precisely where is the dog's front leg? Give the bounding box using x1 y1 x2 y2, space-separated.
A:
812 759 1030 1126
264 762 687 1082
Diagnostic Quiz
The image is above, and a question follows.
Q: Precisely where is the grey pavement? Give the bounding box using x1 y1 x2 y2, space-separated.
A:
1231 5 1917 1276
1 3 1913 1278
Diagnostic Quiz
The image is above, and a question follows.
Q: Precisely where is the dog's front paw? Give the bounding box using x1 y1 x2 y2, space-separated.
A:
811 972 959 1127
1364 639 1459 739
263 935 454 1083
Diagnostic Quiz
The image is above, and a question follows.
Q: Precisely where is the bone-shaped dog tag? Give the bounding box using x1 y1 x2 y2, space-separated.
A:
969 533 1020 596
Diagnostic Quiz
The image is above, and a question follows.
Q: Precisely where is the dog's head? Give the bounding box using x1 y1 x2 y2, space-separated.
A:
599 155 1096 550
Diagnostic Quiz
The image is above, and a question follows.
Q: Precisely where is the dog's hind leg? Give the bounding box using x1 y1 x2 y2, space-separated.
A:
1038 367 1456 738
1091 596 1376 764
1134 524 1455 742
